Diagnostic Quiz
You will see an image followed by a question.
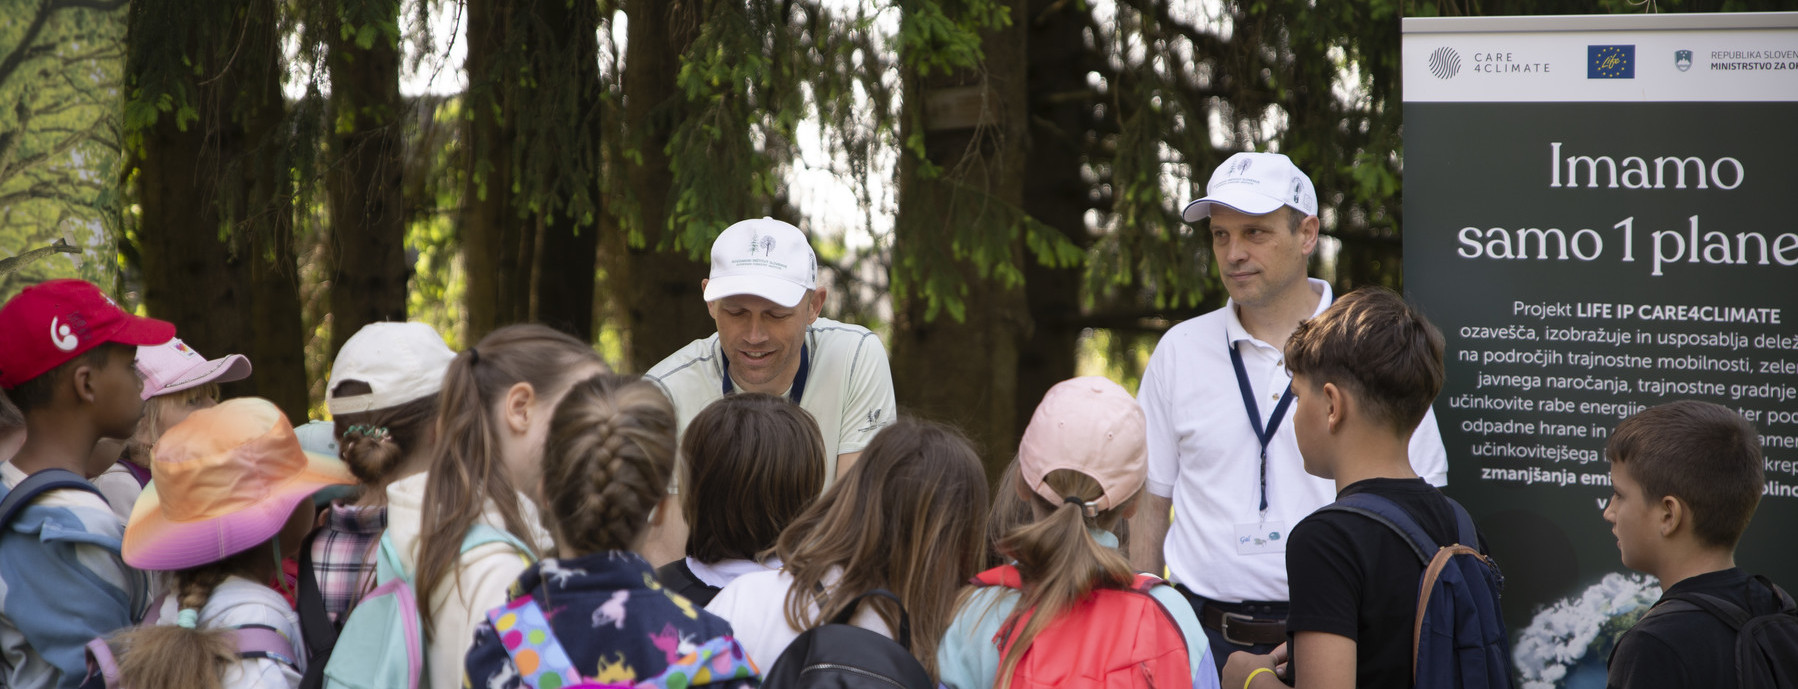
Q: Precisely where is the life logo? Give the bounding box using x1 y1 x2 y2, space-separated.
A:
1428 47 1462 79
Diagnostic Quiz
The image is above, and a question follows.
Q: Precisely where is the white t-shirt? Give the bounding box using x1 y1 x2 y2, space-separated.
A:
705 567 892 671
151 576 304 689
1138 278 1449 603
645 317 896 486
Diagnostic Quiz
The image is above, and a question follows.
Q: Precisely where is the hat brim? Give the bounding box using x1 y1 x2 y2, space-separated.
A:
703 275 808 308
142 354 252 400
107 316 177 348
1180 193 1290 223
123 451 353 571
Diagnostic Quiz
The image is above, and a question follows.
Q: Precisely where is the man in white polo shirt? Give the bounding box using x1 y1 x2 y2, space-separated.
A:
1127 152 1449 671
640 216 896 565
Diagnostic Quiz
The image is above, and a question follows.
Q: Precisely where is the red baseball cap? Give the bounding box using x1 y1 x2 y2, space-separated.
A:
0 279 176 389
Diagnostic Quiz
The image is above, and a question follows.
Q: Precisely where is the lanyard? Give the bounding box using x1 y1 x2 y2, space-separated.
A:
722 342 810 404
1229 341 1294 512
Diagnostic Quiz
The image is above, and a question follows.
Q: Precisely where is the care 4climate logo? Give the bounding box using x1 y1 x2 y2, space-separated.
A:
1429 46 1462 79
1676 49 1693 72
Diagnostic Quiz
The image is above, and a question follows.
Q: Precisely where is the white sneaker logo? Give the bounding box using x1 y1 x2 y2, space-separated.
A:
50 317 79 351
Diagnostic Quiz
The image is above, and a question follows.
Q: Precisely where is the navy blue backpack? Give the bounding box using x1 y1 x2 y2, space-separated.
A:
1319 493 1513 689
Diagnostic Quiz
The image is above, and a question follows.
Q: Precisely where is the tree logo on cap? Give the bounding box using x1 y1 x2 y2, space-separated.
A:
50 316 79 352
747 233 777 257
1228 157 1252 177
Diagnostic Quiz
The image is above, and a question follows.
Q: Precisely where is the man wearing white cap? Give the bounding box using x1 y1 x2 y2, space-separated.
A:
1127 152 1448 669
641 217 896 565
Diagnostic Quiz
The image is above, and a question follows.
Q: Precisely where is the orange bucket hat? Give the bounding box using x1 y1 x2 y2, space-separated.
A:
124 397 353 571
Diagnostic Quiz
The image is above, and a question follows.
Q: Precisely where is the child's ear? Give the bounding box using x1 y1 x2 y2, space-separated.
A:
1657 494 1684 538
70 361 99 405
503 382 536 435
1320 382 1344 433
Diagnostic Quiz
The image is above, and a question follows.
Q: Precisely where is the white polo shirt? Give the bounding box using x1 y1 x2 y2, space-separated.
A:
1139 279 1448 603
645 317 896 487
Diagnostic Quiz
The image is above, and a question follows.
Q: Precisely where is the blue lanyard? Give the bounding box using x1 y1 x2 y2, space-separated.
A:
722 342 810 404
1229 341 1293 512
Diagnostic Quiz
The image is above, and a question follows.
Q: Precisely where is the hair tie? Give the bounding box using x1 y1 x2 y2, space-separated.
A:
347 424 391 442
1063 495 1098 518
468 347 481 365
175 608 200 629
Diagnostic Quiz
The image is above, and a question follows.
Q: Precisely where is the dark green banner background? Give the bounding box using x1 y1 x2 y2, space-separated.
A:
1405 101 1798 688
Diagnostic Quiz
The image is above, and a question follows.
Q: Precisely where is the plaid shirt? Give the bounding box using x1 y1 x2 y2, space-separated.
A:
308 502 387 622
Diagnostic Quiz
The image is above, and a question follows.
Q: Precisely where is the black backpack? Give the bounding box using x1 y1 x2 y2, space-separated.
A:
762 589 933 689
1636 575 1798 689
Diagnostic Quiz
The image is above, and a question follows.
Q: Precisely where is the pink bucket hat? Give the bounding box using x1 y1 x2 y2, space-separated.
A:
123 397 353 571
135 338 252 400
1016 376 1148 514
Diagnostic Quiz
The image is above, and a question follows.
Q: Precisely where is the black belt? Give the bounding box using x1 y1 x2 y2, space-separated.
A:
1176 585 1289 646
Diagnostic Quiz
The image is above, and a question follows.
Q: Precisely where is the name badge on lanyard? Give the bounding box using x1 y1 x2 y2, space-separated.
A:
1228 338 1292 555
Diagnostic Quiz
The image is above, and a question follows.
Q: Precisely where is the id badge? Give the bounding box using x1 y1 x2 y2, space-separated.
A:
1234 521 1288 555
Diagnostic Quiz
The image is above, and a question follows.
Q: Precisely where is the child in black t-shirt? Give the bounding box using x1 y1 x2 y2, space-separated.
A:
1603 400 1781 689
1221 287 1481 689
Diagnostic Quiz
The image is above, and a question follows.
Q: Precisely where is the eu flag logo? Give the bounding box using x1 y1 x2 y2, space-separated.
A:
1588 45 1635 79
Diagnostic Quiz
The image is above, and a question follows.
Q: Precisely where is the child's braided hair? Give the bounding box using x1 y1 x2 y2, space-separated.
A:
539 373 677 555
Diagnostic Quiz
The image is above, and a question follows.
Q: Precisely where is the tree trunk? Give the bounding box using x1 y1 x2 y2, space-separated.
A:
620 0 711 371
325 0 408 358
526 0 603 342
462 0 531 342
891 0 1030 485
1017 0 1094 435
127 0 307 419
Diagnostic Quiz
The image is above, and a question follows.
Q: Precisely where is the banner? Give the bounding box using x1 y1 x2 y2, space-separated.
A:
1403 13 1798 688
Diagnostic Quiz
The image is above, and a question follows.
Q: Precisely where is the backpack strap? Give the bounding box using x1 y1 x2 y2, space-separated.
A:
0 468 105 529
1753 574 1797 615
296 527 338 655
231 623 302 668
971 565 1022 589
1316 493 1437 565
830 588 914 652
487 595 583 688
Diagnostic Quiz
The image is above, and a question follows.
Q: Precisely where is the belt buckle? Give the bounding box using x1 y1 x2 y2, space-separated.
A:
1220 611 1262 646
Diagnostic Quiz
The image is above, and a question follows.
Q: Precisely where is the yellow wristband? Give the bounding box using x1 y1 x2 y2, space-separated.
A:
1244 667 1276 689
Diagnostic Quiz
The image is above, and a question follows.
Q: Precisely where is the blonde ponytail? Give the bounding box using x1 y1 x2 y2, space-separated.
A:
111 566 242 689
991 469 1134 689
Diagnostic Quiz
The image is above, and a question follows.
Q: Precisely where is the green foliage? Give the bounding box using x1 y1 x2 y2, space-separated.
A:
0 0 129 301
896 0 1011 76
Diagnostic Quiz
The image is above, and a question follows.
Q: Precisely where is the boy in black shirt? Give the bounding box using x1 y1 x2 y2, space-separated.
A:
1223 287 1485 689
1604 400 1781 689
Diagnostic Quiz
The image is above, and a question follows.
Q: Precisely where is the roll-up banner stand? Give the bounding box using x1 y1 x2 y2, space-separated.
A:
1403 13 1798 688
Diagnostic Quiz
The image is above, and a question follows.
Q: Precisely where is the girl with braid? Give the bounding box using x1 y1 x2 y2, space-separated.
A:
108 397 355 689
707 417 990 680
463 374 758 689
385 324 605 689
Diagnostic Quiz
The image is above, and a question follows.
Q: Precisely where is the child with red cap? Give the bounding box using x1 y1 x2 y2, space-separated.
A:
0 279 175 689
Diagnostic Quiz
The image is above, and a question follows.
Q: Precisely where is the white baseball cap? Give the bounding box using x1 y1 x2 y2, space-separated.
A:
326 322 455 416
1181 152 1319 222
703 217 818 308
136 339 252 400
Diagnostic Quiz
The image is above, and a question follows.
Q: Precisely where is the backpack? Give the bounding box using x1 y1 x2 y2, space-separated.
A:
1317 492 1512 689
968 564 1191 689
761 589 934 689
79 599 300 689
0 468 102 529
316 524 533 689
482 593 758 688
1630 575 1798 689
